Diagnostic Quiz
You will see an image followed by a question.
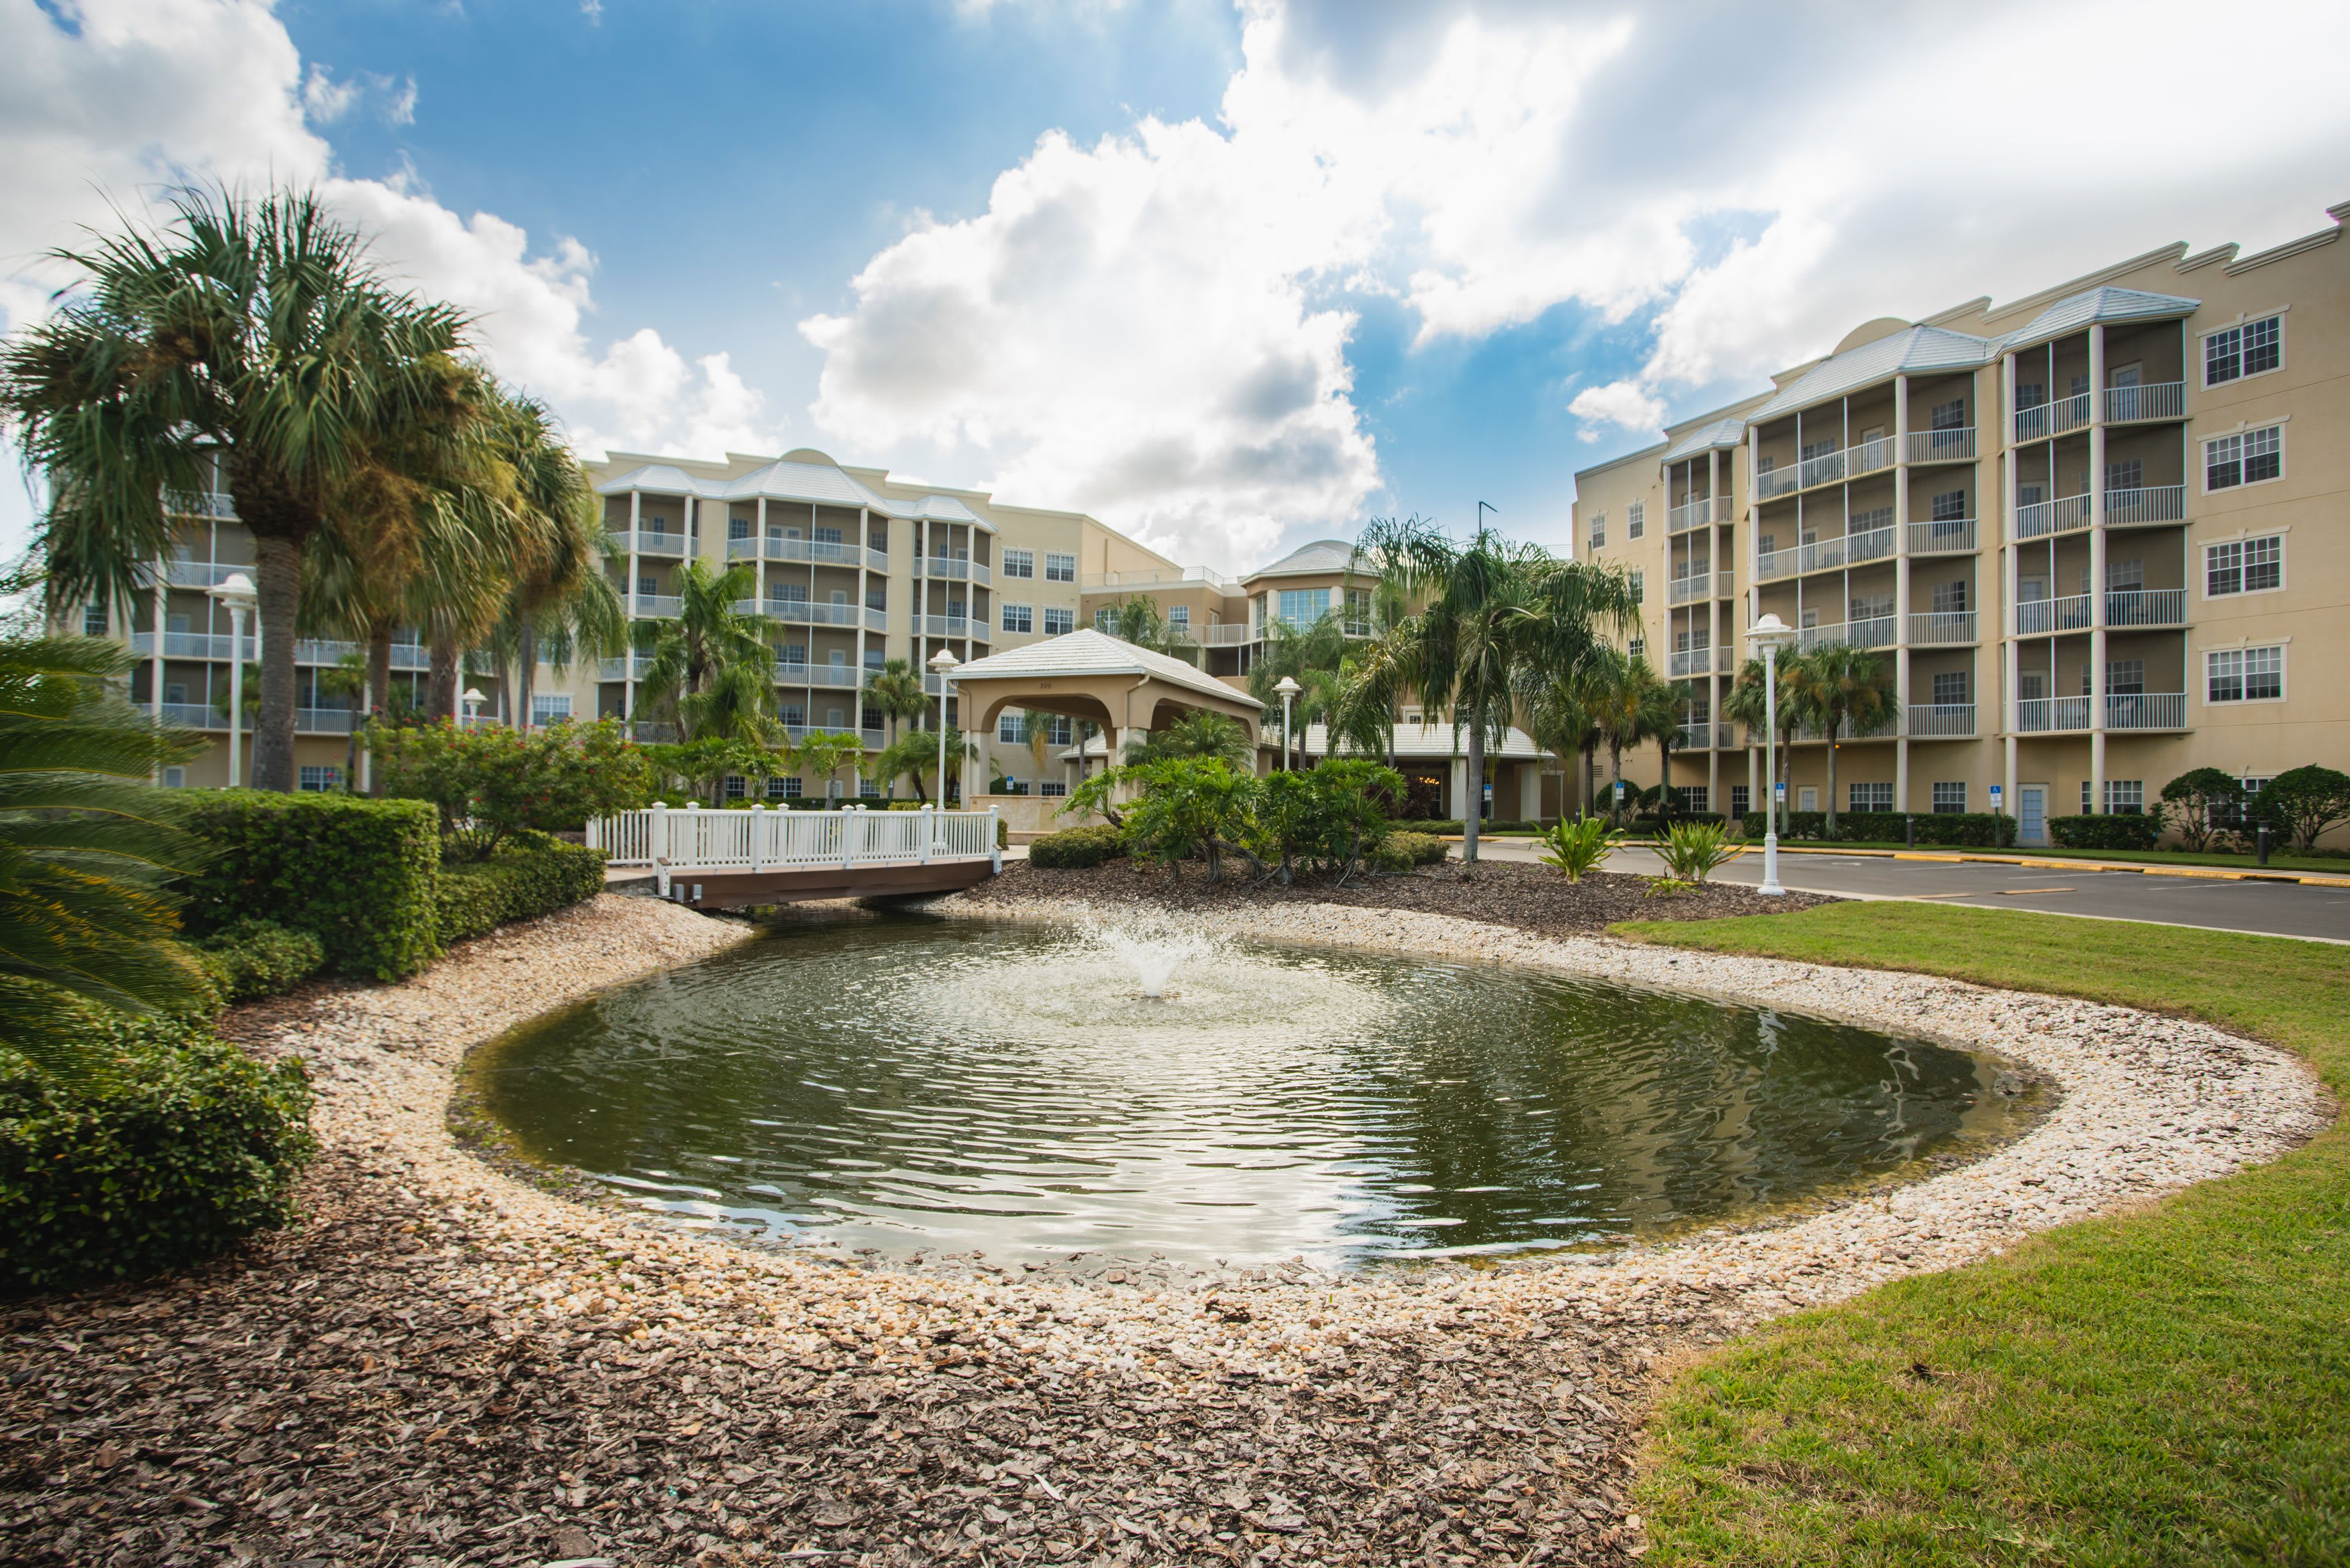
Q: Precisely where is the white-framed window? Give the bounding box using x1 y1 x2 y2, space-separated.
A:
1931 490 1967 522
1931 397 1966 430
2204 314 2283 387
728 515 752 540
1850 782 1894 813
1039 780 1068 798
1684 786 1708 813
1930 579 1967 613
1587 512 1605 549
82 601 106 636
1001 603 1033 633
1042 607 1074 636
859 777 881 798
1093 607 1112 632
298 765 340 793
2109 780 2144 815
1001 547 1034 579
2106 659 2145 694
1931 781 1966 813
1628 571 1644 603
2205 425 2283 491
1043 714 1072 745
1627 502 1646 540
1628 635 1645 658
1277 587 1329 627
1044 552 1076 583
162 766 187 789
1932 671 1968 704
997 714 1024 743
2205 536 2283 597
779 775 804 799
724 774 746 800
530 693 573 726
1168 605 1189 631
2206 645 2284 704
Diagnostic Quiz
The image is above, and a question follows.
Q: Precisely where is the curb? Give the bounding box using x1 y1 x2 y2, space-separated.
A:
1769 843 2350 888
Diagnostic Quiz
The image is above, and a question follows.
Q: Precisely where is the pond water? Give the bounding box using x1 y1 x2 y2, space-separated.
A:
469 916 2022 1266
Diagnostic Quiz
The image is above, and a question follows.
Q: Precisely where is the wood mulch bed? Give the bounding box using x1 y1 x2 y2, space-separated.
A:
959 857 1839 939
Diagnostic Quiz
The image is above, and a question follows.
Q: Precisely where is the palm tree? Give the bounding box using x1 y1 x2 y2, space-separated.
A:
863 658 928 747
794 730 863 806
1 187 476 791
1652 678 1709 826
1591 654 1676 825
630 559 778 743
1789 644 1900 835
484 393 623 730
1122 710 1253 768
1722 655 1809 834
0 638 210 1081
1521 658 1607 821
315 653 367 789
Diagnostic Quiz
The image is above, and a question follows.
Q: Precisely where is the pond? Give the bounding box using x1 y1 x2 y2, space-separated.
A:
468 916 2026 1266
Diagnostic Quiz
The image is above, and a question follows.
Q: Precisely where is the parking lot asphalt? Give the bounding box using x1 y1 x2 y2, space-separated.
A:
1458 836 2350 944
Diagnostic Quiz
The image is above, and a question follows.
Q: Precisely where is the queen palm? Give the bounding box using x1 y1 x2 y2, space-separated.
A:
484 393 623 728
1520 654 1609 820
0 638 210 1081
1590 654 1676 825
863 658 928 746
631 559 779 743
1721 656 1809 833
1 187 475 791
1790 643 1900 834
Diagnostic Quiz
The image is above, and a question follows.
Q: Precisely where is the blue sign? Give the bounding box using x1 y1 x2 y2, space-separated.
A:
1774 781 1787 801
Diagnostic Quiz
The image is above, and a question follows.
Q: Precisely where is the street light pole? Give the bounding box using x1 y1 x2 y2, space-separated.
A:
1745 612 1795 897
1273 674 1300 771
928 648 960 812
462 686 486 728
208 571 258 789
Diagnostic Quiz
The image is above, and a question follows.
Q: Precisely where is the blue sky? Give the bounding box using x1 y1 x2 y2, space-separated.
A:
3 1 2348 573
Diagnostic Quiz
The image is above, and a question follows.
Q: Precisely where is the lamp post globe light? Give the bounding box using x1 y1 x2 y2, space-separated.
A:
207 571 258 789
1272 674 1301 771
462 687 487 728
1744 611 1797 897
928 648 960 809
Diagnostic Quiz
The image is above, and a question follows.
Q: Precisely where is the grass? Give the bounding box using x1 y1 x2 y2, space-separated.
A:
1763 840 2350 876
1609 902 2349 1567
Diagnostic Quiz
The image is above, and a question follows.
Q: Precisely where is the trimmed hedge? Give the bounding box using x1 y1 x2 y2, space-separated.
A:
2048 813 2161 850
1738 810 2020 848
196 918 326 1004
0 1014 316 1292
1029 824 1124 868
435 834 609 946
183 793 442 980
1371 831 1449 872
1399 818 1545 835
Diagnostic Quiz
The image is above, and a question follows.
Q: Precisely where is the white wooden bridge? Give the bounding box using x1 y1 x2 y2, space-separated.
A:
587 803 1002 908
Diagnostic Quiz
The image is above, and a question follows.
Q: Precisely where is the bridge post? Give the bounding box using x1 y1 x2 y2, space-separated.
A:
989 805 1002 874
919 805 933 866
650 799 668 897
748 801 765 874
843 805 856 872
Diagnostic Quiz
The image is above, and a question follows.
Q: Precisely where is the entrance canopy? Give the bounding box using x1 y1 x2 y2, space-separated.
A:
949 629 1263 747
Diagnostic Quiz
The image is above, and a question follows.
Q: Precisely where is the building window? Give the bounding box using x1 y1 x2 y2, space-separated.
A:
1930 579 1968 613
1684 785 1708 813
859 777 881 798
82 600 106 636
1628 571 1645 603
1932 671 1969 704
1627 635 1645 659
728 515 752 540
1168 605 1190 631
1043 607 1074 636
1002 548 1034 579
1729 784 1749 818
1044 552 1076 583
724 774 746 800
1931 781 1966 813
997 714 1023 743
162 767 187 789
2106 659 2145 695
1850 782 1894 813
2204 314 2283 387
2207 645 2284 704
2206 536 2283 597
1276 587 1329 627
530 693 573 726
1001 603 1033 633
298 765 341 793
1931 397 1966 430
1587 512 1605 549
1930 490 1967 522
2109 780 2144 815
1094 607 1112 632
1039 780 1068 797
779 776 804 799
2205 425 2283 491
1627 502 1645 540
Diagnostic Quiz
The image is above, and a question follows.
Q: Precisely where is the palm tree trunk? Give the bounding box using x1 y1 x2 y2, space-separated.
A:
250 533 302 792
1609 740 1625 825
517 625 538 731
1824 720 1840 836
1463 727 1484 864
366 623 393 796
1657 736 1676 825
427 644 460 721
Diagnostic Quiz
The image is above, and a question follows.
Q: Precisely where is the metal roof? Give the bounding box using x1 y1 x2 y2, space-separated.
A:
1747 324 1996 421
1300 720 1547 761
1660 417 1748 463
1246 538 1359 581
949 629 1260 709
595 458 994 527
1995 286 2200 353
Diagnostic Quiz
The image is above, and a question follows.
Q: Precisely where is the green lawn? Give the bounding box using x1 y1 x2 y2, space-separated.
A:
1610 903 2350 1567
1767 841 2350 876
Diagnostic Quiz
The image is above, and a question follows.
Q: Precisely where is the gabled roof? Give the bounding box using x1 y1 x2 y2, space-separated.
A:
1747 324 1996 421
595 458 994 528
1300 720 1547 761
1246 538 1359 581
1995 286 2200 353
1660 417 1748 463
949 629 1260 708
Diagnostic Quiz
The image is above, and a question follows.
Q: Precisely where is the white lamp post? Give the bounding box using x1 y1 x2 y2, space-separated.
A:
207 571 258 789
1273 675 1300 771
462 686 486 728
928 648 960 809
1745 612 1797 897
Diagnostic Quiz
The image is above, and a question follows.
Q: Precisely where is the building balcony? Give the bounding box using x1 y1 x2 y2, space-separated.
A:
2105 589 2185 628
921 556 993 587
2012 391 2092 444
2106 484 2185 528
1905 427 1977 464
2016 696 2090 733
164 490 239 520
160 558 248 589
599 655 653 681
1796 615 1896 652
1667 571 1733 606
1086 565 1246 595
920 614 992 641
2107 692 2187 730
751 599 864 628
1667 647 1727 678
1908 703 1976 739
1908 610 1977 646
1198 623 1258 647
1757 524 1895 581
1675 722 1734 749
1668 496 1731 534
631 593 682 618
140 701 361 734
609 530 690 558
1906 517 1977 555
2102 381 2186 425
2016 593 2092 635
775 662 866 690
2014 493 2092 541
727 536 889 571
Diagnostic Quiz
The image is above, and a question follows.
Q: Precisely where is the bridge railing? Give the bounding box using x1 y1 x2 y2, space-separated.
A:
588 803 1001 880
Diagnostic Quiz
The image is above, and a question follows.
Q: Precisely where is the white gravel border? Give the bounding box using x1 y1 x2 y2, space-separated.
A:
274 892 2329 1389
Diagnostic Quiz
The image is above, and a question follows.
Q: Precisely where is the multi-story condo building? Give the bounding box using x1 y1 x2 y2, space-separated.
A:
1574 201 2349 844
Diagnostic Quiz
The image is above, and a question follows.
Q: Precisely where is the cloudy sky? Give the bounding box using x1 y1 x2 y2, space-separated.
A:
3 0 2346 571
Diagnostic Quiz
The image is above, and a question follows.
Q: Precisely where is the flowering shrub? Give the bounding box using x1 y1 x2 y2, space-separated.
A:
371 718 652 861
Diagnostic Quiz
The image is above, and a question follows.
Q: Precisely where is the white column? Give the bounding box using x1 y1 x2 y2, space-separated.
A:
1894 371 1911 811
151 565 167 783
1449 755 1469 819
2088 323 2108 813
625 490 640 729
856 504 871 769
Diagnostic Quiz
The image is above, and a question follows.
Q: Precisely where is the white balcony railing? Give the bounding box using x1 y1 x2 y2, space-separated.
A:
1757 524 1895 581
1668 571 1715 606
1674 722 1733 749
2106 692 2187 730
1198 623 1258 647
1667 496 1729 534
2105 589 2185 627
755 599 862 627
1846 435 1896 480
598 655 652 681
2015 593 2092 635
1666 647 1721 678
1904 427 1977 464
1908 703 1976 738
2012 391 2092 444
588 803 999 879
2105 484 2186 526
2016 696 2090 733
774 662 866 690
1908 610 1977 645
162 559 247 589
1754 464 1800 502
2014 493 2092 540
633 593 684 618
164 490 239 520
1795 616 1896 652
921 556 993 587
2102 381 2185 423
1906 517 1977 555
1796 448 1846 490
139 702 360 734
609 530 690 557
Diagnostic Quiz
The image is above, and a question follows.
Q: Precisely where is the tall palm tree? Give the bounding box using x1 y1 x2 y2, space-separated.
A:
1652 678 1708 825
1521 657 1607 821
863 657 928 745
484 393 623 729
1 187 476 791
1016 708 1064 787
630 559 778 743
1790 643 1900 834
0 638 209 1081
1591 654 1676 825
1722 655 1809 834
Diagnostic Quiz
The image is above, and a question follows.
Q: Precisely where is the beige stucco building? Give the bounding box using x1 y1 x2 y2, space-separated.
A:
1573 201 2350 843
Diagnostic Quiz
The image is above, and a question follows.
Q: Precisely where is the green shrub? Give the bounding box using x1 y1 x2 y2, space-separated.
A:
434 834 607 946
1397 818 1545 836
373 718 651 858
196 918 326 1004
1738 809 2018 848
1028 823 1125 869
0 1013 315 1292
1652 819 1744 884
183 792 443 980
1370 831 1448 873
2251 765 2350 853
2048 813 2161 851
1537 815 1620 882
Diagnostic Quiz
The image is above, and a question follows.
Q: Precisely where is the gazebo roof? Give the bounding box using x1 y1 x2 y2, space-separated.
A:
949 629 1259 709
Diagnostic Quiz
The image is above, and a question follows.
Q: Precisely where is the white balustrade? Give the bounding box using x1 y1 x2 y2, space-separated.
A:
2105 589 2185 627
2105 484 2185 526
1907 610 1977 644
2014 493 2092 540
2016 696 2090 733
1907 704 1975 738
587 804 1001 882
1906 517 1976 553
2015 593 2092 635
2102 381 2185 423
609 530 689 557
1904 427 1977 464
2106 692 2187 730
